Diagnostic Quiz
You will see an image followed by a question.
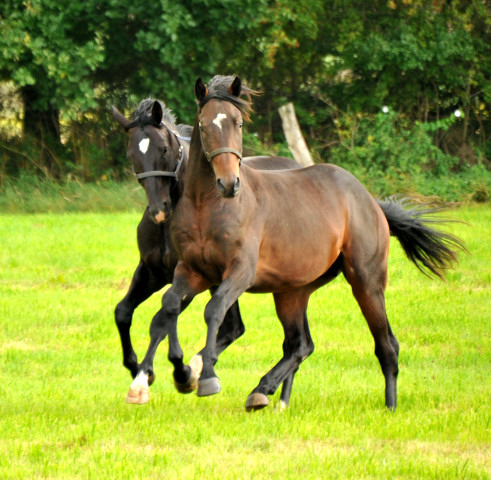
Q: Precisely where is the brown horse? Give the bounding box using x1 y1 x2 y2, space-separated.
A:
112 98 301 401
128 76 465 411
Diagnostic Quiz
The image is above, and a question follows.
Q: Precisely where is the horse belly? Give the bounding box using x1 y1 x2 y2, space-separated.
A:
250 224 342 293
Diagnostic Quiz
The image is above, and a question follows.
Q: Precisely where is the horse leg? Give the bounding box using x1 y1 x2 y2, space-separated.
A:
126 265 208 404
115 260 166 380
344 263 399 410
277 310 312 410
189 298 245 381
246 291 314 411
197 268 255 397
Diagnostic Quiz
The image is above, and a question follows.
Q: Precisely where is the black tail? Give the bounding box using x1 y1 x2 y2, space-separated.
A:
377 197 467 279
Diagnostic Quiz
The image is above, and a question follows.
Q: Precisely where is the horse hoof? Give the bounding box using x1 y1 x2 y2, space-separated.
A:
189 354 203 378
197 377 221 396
126 385 149 404
245 393 269 412
173 368 199 394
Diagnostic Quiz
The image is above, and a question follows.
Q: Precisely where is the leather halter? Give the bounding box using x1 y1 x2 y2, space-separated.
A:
204 147 243 164
199 125 242 164
133 123 190 181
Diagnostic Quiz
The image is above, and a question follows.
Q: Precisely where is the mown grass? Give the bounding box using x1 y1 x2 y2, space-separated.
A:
0 205 489 479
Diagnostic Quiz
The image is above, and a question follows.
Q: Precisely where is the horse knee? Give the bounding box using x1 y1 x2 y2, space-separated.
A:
115 301 132 326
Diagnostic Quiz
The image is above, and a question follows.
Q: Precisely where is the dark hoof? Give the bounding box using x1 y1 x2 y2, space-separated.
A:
173 367 199 394
246 393 269 412
197 377 221 397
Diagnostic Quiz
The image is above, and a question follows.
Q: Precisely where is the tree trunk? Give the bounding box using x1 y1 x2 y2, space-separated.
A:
278 102 314 167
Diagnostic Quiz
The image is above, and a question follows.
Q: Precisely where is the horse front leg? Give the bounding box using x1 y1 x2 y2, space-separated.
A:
115 260 166 379
189 299 245 382
125 266 203 404
197 269 254 397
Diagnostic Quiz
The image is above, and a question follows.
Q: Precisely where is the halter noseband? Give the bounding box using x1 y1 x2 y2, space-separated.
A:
132 123 190 181
204 147 243 164
199 125 243 164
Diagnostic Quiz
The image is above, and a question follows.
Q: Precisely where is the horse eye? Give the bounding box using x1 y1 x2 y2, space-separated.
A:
199 122 204 130
238 122 243 129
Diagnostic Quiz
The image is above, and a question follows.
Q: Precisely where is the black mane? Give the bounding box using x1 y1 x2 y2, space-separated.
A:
198 75 258 121
126 98 193 138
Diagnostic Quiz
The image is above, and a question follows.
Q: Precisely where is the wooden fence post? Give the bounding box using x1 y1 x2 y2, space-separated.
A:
278 102 314 167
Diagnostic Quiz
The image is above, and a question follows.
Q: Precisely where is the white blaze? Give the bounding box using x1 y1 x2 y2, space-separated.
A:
213 113 227 131
139 138 150 154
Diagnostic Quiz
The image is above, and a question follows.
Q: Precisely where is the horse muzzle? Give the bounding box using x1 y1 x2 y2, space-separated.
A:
148 202 171 224
217 176 240 198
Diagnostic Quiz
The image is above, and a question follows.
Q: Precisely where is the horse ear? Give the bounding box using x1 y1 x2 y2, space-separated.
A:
151 101 163 124
195 78 208 102
111 105 131 130
228 76 242 97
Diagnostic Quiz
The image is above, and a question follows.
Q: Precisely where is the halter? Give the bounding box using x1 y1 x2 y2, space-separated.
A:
204 147 243 164
199 123 242 165
133 122 190 181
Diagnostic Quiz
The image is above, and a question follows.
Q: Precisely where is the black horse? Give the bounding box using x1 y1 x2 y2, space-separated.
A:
112 98 300 402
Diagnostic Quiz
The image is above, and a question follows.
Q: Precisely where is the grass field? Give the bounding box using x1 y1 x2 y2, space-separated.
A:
0 205 489 479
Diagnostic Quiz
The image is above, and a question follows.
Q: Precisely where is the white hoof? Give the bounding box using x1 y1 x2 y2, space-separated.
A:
126 372 150 404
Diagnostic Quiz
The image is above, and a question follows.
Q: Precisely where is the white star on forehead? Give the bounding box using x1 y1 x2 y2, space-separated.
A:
139 138 150 154
213 113 227 131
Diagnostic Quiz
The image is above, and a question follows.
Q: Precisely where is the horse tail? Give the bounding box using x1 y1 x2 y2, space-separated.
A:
377 197 467 279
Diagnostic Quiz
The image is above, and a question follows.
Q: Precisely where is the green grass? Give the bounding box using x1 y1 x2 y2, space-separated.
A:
0 206 489 479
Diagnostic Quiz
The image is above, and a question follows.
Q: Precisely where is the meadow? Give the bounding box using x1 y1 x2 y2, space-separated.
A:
0 204 489 479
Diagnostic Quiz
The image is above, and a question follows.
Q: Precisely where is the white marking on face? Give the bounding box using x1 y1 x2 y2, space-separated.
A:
139 138 150 154
213 113 227 131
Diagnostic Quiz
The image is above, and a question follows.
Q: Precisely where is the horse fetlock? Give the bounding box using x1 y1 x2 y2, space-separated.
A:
173 365 199 394
189 354 204 378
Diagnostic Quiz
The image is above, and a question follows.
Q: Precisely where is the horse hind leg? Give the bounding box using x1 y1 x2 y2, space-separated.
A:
277 310 312 410
344 265 399 410
246 291 314 411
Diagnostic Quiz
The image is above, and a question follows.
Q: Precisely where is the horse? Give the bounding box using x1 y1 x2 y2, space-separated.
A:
112 98 301 402
127 75 465 411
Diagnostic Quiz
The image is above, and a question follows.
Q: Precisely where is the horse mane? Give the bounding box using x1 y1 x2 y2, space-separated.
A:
198 75 259 122
127 98 193 138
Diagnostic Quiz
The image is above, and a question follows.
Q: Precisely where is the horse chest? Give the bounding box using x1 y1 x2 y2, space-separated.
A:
174 216 239 280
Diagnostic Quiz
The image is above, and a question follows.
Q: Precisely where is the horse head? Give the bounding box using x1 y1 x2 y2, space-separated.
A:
112 100 189 223
195 76 253 198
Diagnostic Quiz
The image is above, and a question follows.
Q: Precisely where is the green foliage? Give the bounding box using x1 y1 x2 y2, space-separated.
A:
323 107 490 201
0 0 489 189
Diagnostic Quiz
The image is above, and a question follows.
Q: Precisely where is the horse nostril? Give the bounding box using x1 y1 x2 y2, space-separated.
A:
233 177 240 196
216 179 225 194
